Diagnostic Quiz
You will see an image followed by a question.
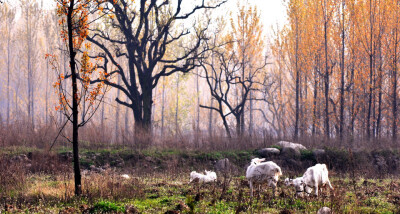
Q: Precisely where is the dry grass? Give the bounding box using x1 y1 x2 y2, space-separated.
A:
1 168 400 213
2 118 400 153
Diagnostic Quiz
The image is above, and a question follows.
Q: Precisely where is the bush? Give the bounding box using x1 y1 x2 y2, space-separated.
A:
300 150 315 161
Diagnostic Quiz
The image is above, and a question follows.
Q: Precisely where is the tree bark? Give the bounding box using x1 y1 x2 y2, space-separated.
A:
175 74 179 136
7 20 11 125
114 74 121 144
323 1 330 139
67 0 81 196
161 77 165 137
393 27 398 139
294 12 300 140
339 0 345 139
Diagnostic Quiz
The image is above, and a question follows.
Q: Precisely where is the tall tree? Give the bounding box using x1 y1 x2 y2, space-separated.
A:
22 0 41 128
230 1 265 136
2 4 16 125
87 0 226 137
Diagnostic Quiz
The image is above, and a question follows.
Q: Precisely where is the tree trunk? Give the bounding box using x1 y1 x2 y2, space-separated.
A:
7 25 11 125
67 0 81 196
101 91 105 140
46 51 49 125
196 69 200 133
27 5 32 127
393 29 398 139
124 96 129 143
236 115 241 138
249 90 253 136
324 10 330 139
376 37 383 137
114 74 122 144
294 14 300 140
312 61 318 136
175 74 179 136
366 0 374 138
161 77 165 137
367 52 373 138
339 0 345 139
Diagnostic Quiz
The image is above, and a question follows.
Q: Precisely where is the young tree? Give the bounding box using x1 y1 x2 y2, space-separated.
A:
50 0 107 195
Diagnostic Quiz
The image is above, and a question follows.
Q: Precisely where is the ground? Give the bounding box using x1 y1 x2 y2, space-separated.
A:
1 146 400 213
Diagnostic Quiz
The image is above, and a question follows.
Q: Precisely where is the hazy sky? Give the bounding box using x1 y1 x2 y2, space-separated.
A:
16 0 287 39
38 0 288 29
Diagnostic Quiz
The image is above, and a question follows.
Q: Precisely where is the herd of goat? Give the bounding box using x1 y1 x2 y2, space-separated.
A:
190 158 334 198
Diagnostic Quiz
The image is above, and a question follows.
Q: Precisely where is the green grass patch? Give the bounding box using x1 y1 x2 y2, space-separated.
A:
91 200 125 213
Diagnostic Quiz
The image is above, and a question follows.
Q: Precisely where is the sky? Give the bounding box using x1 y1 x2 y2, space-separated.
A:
36 0 288 33
231 0 287 34
9 0 287 41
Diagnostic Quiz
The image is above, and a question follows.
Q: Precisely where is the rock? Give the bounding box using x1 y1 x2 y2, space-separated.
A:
214 158 235 172
277 141 307 150
317 207 332 214
281 147 301 160
257 148 280 158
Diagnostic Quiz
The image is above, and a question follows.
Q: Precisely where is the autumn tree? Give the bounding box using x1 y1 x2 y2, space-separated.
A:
22 0 41 128
230 1 265 136
50 0 107 195
1 3 16 125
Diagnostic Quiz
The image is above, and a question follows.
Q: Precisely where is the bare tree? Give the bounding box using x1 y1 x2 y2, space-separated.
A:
86 0 226 137
199 45 267 138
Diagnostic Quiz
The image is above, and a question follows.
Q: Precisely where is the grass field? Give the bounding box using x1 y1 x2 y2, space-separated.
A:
1 147 400 213
2 172 400 213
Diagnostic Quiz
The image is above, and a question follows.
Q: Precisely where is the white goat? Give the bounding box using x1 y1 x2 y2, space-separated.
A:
121 174 130 179
246 159 282 197
284 177 307 197
250 158 266 165
302 163 334 196
189 170 217 183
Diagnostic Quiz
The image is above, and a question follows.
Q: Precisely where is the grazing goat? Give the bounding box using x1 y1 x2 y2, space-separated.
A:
284 177 307 197
302 163 334 196
246 159 282 197
189 170 217 183
121 174 130 179
250 158 266 165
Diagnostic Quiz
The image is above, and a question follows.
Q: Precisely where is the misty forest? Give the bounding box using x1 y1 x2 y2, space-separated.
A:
2 0 400 213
